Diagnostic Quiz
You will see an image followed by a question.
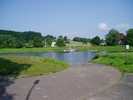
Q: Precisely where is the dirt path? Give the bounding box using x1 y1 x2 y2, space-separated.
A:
88 74 133 100
1 64 121 100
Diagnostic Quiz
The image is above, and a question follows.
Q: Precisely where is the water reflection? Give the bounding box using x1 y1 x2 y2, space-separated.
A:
0 51 95 64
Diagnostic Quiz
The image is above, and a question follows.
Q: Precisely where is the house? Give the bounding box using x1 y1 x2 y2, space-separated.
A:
51 42 56 47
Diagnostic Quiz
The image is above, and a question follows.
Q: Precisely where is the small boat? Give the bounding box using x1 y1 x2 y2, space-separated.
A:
64 49 76 52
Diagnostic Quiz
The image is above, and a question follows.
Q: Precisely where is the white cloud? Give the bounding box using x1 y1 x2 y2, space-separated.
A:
98 23 109 32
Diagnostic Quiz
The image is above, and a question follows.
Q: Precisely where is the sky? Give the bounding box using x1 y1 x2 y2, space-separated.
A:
0 0 133 38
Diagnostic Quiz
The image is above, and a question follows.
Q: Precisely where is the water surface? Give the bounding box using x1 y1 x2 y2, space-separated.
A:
0 51 95 64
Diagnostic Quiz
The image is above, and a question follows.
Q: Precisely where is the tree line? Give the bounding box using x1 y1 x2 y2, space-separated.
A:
73 28 133 46
0 30 67 48
0 28 133 48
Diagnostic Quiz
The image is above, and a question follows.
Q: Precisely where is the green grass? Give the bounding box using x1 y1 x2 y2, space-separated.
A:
0 56 69 77
1 43 133 53
0 45 133 75
77 45 133 52
92 52 133 73
0 47 67 53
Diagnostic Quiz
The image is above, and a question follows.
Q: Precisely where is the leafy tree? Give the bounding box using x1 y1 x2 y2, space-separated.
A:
127 29 133 46
73 37 81 42
106 29 119 45
0 30 44 48
0 35 23 48
90 36 101 45
73 37 90 44
32 37 43 47
56 36 66 47
44 35 56 47
24 40 34 48
23 31 42 41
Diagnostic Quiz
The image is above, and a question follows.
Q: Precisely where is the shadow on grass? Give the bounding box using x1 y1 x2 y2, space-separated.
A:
0 57 31 100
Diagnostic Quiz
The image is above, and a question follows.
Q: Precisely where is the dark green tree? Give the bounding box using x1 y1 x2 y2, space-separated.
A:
127 29 133 46
32 37 43 47
56 36 66 47
90 36 101 45
73 37 90 44
0 35 23 48
106 29 119 45
73 37 81 42
0 30 44 48
24 40 34 48
44 35 56 47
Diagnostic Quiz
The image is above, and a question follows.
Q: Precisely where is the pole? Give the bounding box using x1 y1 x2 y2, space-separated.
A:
45 39 47 48
125 45 129 64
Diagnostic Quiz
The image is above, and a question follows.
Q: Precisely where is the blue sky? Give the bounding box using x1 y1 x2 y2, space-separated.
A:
0 0 133 38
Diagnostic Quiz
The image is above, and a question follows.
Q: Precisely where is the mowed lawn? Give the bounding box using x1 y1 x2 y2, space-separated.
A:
93 52 133 73
0 56 69 77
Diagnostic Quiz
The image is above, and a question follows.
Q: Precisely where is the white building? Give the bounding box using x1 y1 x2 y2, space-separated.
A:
51 42 56 47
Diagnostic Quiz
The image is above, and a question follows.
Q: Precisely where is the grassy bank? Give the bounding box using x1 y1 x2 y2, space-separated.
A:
92 52 133 73
0 56 69 77
0 47 66 53
1 46 133 53
77 45 133 52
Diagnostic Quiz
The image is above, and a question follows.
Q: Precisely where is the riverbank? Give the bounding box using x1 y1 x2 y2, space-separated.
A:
1 46 133 53
92 52 133 73
1 46 133 74
0 47 66 53
77 45 133 52
0 56 69 77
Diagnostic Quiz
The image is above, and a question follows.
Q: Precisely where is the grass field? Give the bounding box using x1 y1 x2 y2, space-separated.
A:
0 56 69 77
92 52 133 73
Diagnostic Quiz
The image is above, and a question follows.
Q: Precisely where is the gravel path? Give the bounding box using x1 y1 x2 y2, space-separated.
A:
89 74 133 100
1 64 122 100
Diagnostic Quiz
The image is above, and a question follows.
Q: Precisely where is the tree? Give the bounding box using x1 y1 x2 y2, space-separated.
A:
56 36 66 47
0 35 23 48
90 36 101 45
32 37 43 47
106 29 119 45
44 35 56 47
24 40 34 48
73 37 90 44
73 37 81 42
127 29 133 46
0 30 45 48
